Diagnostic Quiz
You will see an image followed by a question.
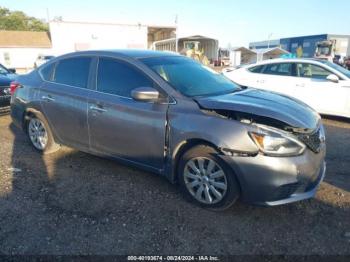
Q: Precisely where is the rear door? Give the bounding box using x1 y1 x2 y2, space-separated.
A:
229 65 264 88
254 62 296 96
88 57 168 170
39 56 93 150
292 62 349 115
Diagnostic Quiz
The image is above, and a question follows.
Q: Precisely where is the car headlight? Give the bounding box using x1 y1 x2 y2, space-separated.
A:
249 126 306 157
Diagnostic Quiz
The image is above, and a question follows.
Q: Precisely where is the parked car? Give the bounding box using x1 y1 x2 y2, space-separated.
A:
11 50 326 210
0 63 17 106
34 55 55 68
223 58 350 118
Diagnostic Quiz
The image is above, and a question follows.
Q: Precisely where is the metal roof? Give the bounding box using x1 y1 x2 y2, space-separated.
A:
232 46 256 54
178 35 218 42
0 30 51 48
253 47 290 54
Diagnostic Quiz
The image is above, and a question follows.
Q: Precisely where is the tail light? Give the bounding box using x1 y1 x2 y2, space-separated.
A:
10 82 21 95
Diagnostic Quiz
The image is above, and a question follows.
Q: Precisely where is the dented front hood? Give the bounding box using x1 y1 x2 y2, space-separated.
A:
195 89 320 130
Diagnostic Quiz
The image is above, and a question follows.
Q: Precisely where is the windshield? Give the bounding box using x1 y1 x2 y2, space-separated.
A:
0 64 9 74
141 56 240 97
317 46 331 56
319 60 350 78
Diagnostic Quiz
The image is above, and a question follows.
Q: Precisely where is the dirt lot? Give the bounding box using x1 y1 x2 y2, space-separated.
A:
0 113 349 255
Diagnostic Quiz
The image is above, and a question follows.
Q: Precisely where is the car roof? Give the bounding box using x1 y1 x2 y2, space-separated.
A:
245 58 326 67
61 49 179 60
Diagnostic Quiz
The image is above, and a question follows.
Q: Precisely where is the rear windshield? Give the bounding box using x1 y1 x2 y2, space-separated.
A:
141 56 241 97
0 64 9 74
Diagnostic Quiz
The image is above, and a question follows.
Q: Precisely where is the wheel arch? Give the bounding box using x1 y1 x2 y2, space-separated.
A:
22 108 58 144
169 138 222 183
22 108 47 131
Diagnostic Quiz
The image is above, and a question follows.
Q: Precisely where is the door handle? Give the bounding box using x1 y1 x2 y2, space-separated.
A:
41 95 55 102
257 80 265 83
89 105 107 113
296 83 305 87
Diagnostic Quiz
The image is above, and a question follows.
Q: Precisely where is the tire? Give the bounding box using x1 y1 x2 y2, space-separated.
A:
178 145 240 210
26 113 60 154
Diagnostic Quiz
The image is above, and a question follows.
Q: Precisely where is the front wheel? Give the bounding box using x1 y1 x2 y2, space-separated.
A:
27 114 60 154
178 145 240 210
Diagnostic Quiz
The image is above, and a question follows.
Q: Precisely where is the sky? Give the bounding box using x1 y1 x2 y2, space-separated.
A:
2 0 350 47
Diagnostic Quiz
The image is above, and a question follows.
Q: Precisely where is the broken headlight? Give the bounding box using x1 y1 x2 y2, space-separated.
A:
249 125 306 157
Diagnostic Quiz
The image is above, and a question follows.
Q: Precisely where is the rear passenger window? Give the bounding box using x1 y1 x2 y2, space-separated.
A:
97 58 153 97
40 63 54 81
276 64 292 75
263 63 292 76
248 65 263 73
53 57 91 88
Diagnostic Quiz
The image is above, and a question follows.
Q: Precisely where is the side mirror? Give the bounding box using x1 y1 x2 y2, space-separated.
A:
8 68 16 74
131 87 160 102
326 74 339 83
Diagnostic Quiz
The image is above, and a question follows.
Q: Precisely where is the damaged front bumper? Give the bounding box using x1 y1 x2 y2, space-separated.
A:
260 161 325 206
220 144 326 206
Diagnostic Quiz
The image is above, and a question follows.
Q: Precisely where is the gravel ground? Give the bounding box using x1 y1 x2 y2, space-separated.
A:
0 114 349 255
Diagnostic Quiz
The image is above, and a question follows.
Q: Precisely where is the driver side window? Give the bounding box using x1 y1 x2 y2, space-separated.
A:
296 63 331 80
97 58 156 98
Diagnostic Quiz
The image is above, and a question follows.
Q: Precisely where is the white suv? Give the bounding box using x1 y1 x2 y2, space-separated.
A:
223 58 350 118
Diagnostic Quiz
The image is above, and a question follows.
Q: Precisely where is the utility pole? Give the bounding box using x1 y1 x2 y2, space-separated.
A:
175 14 178 53
46 8 50 23
267 33 273 48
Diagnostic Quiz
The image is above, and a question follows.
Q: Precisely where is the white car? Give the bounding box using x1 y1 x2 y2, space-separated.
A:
223 58 350 118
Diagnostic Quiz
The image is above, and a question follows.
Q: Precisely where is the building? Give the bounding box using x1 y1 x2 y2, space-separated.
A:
249 34 350 58
0 30 52 72
249 39 280 49
229 47 289 66
254 47 290 62
0 20 176 72
152 35 219 62
49 20 176 55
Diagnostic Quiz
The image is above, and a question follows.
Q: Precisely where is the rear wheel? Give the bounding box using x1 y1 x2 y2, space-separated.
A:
178 145 240 210
27 114 60 154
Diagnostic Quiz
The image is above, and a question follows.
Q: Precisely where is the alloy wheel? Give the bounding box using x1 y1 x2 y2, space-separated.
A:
28 118 48 150
183 157 228 204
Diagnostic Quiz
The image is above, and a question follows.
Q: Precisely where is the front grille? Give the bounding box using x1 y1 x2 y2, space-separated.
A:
297 128 322 153
268 182 301 201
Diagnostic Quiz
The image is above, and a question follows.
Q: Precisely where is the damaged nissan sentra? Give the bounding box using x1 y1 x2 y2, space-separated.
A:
10 50 326 210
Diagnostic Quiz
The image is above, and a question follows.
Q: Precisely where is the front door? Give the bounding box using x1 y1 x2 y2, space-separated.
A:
88 57 168 170
292 63 349 116
256 62 296 96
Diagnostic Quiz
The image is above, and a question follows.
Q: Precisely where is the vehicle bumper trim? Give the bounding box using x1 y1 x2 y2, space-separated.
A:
260 162 326 206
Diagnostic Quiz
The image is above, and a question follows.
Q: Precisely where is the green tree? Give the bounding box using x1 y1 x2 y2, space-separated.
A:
0 6 48 31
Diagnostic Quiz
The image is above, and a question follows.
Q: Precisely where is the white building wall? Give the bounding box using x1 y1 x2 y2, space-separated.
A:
0 47 52 71
49 21 148 55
